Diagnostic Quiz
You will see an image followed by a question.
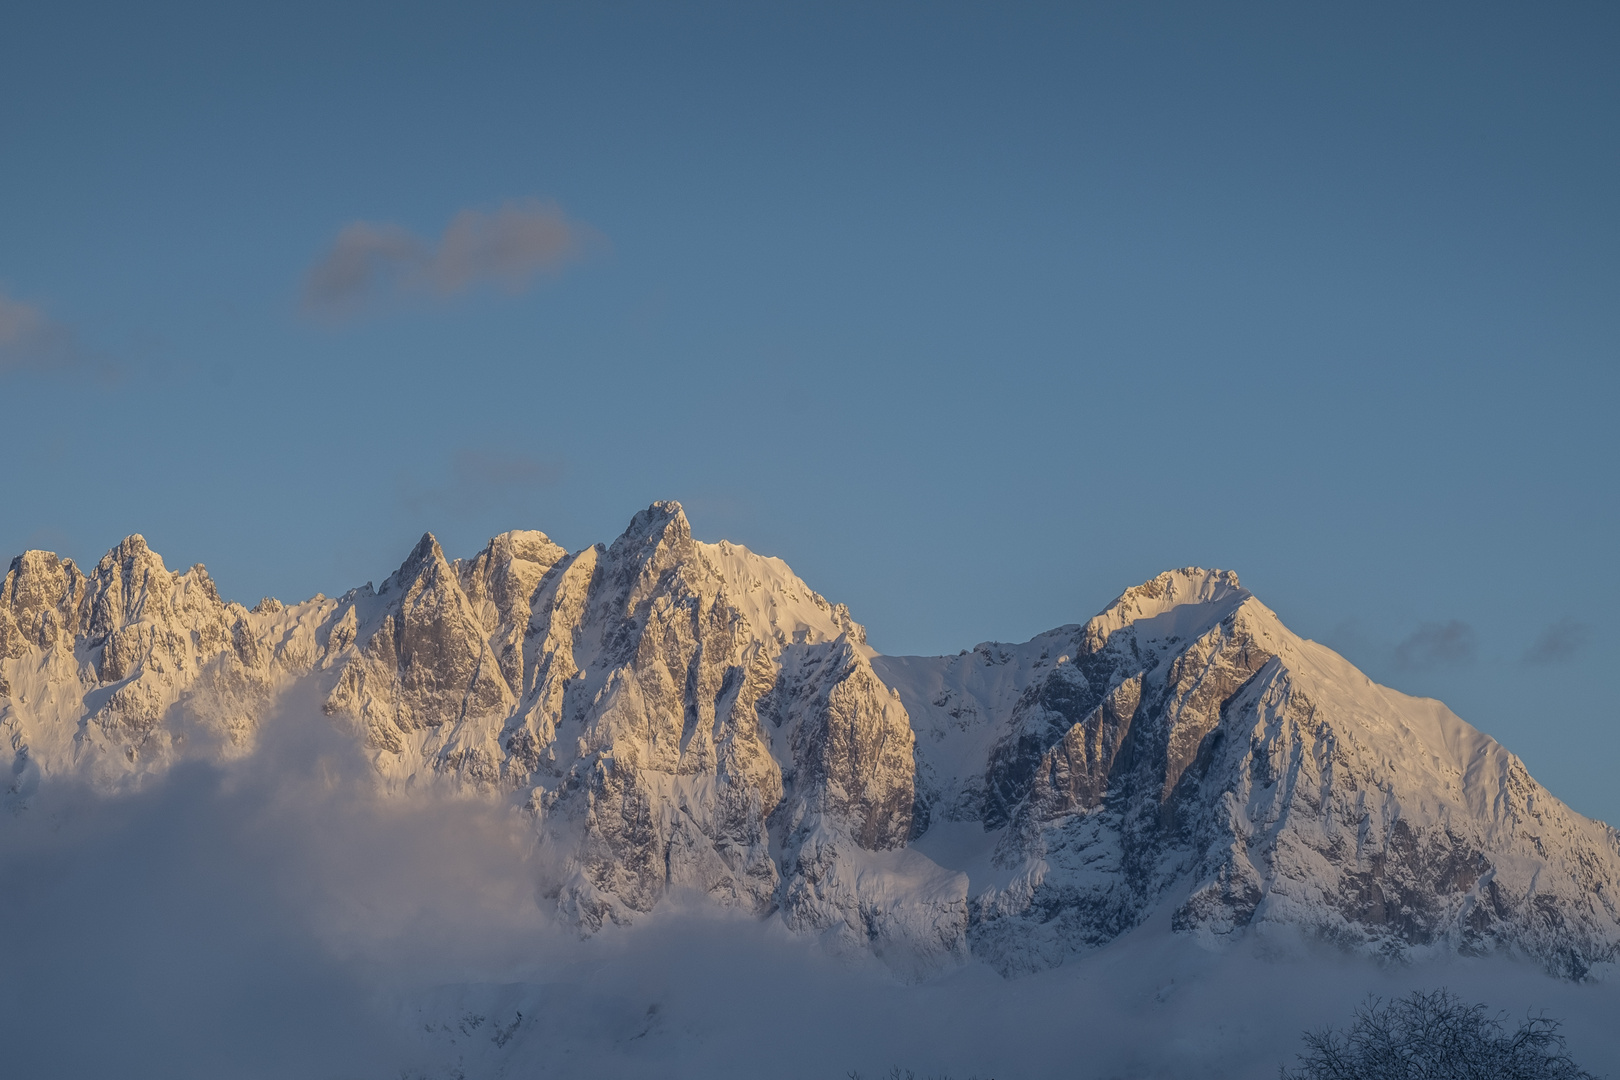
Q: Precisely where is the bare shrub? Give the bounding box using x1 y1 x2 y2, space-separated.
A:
1282 989 1600 1080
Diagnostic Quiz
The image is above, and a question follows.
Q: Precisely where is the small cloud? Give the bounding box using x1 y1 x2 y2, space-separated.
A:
0 289 84 374
450 448 565 491
1522 618 1591 666
300 222 423 317
301 199 600 321
1393 620 1477 671
399 448 567 515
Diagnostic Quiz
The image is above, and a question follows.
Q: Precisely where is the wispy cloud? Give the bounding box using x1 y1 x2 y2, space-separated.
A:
450 448 566 491
1393 619 1477 671
398 447 567 516
301 199 600 320
0 289 84 374
1523 618 1591 666
301 222 422 316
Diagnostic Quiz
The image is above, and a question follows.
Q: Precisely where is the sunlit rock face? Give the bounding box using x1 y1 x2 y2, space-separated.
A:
3 511 1618 979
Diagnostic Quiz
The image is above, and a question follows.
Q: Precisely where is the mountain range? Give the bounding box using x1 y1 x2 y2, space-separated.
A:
3 501 1617 980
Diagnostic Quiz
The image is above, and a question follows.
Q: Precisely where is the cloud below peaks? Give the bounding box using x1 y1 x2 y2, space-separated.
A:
1393 619 1478 671
301 199 601 321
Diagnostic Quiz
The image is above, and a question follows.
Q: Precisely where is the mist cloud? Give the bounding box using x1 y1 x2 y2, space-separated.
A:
1394 620 1478 671
5 690 1617 1079
0 691 555 1079
1523 618 1591 666
302 199 599 320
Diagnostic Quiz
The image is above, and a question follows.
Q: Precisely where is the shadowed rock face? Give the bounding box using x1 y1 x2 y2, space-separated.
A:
767 639 916 851
4 528 1618 980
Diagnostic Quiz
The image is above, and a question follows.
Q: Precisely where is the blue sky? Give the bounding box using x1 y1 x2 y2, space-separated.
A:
2 2 1617 819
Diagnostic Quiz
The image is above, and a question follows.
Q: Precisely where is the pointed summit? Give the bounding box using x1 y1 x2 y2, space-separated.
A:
111 534 153 558
1 550 87 656
4 550 82 613
382 532 448 594
602 501 695 597
405 531 443 566
613 500 689 551
84 534 176 638
1080 567 1248 653
482 529 566 568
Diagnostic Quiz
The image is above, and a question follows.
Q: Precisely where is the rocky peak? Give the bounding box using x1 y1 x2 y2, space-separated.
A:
695 538 870 654
382 533 448 596
606 500 692 574
456 529 567 632
493 529 568 566
0 551 87 657
323 529 515 758
453 530 570 696
85 534 178 641
620 499 689 543
1079 567 1248 654
0 537 267 752
4 550 82 611
173 563 224 613
585 503 705 647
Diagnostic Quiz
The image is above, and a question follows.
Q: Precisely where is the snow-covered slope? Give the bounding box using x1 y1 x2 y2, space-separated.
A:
3 513 1617 979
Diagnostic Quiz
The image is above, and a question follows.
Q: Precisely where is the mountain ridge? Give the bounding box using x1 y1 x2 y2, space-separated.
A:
3 501 1617 980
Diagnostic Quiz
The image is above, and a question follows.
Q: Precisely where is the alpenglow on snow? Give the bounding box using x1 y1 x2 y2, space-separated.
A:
3 502 1618 978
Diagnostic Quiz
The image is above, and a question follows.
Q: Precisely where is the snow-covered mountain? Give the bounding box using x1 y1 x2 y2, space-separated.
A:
3 503 1617 979
880 570 1620 979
